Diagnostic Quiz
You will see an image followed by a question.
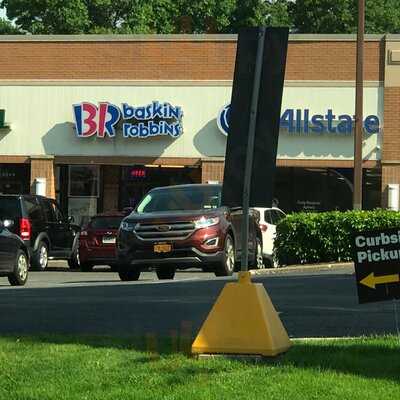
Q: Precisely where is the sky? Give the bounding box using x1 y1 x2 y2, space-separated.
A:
0 8 6 19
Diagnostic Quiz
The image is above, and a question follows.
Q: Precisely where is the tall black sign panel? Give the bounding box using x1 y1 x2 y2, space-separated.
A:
221 27 289 207
353 228 400 304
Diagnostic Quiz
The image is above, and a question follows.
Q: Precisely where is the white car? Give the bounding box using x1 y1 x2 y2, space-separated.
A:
253 207 286 267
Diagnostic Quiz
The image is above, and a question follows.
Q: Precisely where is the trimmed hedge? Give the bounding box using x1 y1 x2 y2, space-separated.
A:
274 209 400 265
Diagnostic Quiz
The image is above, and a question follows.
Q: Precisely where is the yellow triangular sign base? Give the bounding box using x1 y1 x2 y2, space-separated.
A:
192 272 291 357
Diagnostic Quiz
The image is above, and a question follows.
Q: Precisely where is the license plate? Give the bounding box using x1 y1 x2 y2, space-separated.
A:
102 236 116 244
154 243 172 253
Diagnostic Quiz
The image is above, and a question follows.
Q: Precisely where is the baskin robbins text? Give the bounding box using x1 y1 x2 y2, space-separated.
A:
73 101 183 139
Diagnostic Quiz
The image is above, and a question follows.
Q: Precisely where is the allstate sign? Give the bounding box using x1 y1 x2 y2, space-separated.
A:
217 104 380 136
216 104 230 137
73 101 183 139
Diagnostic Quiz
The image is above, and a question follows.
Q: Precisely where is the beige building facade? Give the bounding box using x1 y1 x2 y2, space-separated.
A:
0 34 398 222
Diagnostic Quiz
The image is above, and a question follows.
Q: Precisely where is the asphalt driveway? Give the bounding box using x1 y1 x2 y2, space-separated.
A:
1 263 398 338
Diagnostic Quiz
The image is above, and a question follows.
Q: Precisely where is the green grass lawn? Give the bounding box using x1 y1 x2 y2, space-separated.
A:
0 335 399 400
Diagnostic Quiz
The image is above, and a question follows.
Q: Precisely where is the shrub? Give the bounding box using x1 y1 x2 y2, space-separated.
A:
274 209 400 265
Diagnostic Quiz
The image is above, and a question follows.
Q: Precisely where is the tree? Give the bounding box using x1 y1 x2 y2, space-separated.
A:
289 0 400 34
3 0 400 35
1 0 291 34
1 0 90 34
289 0 355 33
0 17 22 34
174 0 236 33
365 0 400 34
266 0 292 27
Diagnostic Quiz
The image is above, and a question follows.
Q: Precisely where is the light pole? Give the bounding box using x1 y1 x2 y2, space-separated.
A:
353 0 365 210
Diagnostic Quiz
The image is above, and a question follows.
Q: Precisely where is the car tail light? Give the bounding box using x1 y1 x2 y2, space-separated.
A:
20 218 31 240
259 223 268 232
80 231 88 237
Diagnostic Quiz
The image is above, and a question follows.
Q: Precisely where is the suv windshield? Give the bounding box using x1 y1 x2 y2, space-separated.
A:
89 216 123 230
0 197 21 219
136 186 221 213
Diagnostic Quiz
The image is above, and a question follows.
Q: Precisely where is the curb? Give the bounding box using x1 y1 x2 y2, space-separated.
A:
250 262 354 276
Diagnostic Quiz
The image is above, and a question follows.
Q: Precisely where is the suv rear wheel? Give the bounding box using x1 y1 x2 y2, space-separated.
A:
32 241 48 271
119 269 141 281
215 234 235 277
156 266 175 280
8 249 29 286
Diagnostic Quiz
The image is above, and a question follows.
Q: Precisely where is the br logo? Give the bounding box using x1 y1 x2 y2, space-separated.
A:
73 102 121 138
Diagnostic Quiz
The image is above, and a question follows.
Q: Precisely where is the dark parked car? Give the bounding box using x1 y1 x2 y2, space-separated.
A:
0 220 30 286
0 194 80 270
78 211 126 271
117 184 263 281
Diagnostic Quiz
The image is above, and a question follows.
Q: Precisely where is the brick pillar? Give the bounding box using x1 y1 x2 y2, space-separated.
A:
30 156 55 199
382 38 400 209
201 160 224 184
381 86 400 208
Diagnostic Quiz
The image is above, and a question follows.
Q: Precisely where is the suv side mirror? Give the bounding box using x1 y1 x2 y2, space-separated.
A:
68 216 75 224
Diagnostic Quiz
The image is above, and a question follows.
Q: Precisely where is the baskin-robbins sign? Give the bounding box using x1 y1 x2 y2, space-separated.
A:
217 104 380 136
73 101 183 139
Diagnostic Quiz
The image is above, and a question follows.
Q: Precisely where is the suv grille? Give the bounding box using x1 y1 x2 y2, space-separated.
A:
134 221 196 241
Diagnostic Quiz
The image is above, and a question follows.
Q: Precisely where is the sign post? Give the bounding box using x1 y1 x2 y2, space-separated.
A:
192 27 291 358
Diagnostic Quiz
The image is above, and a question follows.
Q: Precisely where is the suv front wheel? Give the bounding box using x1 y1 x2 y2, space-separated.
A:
215 234 235 277
32 241 48 271
156 266 175 280
118 268 141 281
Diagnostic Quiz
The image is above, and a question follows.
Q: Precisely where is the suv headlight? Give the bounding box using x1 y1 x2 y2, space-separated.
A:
194 216 220 229
120 221 135 231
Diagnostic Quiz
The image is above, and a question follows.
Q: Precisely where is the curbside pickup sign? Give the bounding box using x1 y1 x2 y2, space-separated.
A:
353 228 400 304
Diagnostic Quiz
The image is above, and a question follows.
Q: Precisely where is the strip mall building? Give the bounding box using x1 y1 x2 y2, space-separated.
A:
0 34 399 224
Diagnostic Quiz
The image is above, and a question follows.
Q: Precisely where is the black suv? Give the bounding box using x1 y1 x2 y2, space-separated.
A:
0 194 80 270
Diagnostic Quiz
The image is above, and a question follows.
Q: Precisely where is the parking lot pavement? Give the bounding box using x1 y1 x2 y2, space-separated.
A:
0 261 398 338
0 261 215 289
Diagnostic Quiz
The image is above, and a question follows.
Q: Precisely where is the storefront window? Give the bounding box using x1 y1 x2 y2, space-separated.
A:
68 197 98 226
69 165 99 197
273 167 353 213
118 165 199 210
0 164 30 195
68 165 100 226
363 169 382 210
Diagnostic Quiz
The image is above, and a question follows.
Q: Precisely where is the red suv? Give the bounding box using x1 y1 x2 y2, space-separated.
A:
78 211 126 271
116 184 263 281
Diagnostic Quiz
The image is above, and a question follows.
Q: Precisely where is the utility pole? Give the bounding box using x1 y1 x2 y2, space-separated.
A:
353 0 364 210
